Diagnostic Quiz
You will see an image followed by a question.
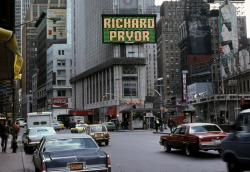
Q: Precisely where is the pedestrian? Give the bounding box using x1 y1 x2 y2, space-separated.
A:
143 120 148 130
219 115 226 124
115 120 119 132
159 118 163 132
0 120 4 148
154 118 160 132
168 117 175 133
2 120 10 152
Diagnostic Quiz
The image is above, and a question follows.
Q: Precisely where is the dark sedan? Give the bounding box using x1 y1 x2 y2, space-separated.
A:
33 134 111 172
159 123 228 156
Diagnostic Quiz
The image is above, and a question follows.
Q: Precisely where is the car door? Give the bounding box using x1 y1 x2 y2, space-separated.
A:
169 126 181 148
33 138 45 171
234 113 250 161
177 126 187 149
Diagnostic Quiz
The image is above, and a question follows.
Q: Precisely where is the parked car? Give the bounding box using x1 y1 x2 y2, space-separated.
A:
103 122 116 131
18 121 26 127
52 122 62 131
71 123 88 133
22 127 56 152
159 123 228 156
32 134 111 172
220 109 250 172
57 121 64 130
84 124 110 145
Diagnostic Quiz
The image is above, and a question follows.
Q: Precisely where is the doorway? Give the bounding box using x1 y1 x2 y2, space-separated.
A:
144 116 155 129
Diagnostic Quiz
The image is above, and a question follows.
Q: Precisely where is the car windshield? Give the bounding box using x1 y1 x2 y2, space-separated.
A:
77 125 85 127
235 113 250 131
91 126 106 133
190 125 221 133
44 138 98 152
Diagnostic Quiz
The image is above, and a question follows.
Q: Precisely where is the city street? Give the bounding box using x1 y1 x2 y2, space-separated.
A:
0 127 228 172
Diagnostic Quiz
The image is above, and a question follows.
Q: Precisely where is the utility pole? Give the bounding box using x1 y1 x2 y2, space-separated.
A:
130 90 134 131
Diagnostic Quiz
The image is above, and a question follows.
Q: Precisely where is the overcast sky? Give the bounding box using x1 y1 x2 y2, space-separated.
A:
155 0 250 38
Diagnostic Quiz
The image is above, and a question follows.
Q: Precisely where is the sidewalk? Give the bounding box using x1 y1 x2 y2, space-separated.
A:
0 135 25 172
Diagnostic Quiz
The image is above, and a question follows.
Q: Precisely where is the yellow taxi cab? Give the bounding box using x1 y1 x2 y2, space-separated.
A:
71 123 88 133
57 121 64 130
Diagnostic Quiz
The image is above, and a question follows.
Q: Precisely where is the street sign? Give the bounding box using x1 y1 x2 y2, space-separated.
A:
228 80 237 86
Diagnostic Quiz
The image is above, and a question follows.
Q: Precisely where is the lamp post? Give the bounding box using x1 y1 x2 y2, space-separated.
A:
157 78 164 119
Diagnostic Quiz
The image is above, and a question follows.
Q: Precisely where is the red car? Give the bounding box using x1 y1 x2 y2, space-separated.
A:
159 123 228 156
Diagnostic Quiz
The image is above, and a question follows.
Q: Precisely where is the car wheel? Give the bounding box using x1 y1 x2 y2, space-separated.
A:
105 141 109 145
164 141 171 152
185 145 192 156
227 161 243 172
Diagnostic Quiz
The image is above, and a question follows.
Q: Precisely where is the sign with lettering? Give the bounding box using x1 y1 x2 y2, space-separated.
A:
51 98 68 109
102 14 156 43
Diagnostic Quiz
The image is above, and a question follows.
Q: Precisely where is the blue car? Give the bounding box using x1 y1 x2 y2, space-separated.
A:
52 122 61 131
33 134 111 172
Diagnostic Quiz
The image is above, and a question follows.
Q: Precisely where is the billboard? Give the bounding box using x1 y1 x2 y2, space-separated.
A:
219 1 250 79
102 14 156 43
47 9 66 40
187 15 211 55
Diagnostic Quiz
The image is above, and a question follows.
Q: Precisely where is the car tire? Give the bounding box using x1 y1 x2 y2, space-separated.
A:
164 141 171 152
105 141 109 145
185 145 192 156
227 161 243 172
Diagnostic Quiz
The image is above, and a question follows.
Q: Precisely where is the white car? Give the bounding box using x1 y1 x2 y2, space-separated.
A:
18 121 26 127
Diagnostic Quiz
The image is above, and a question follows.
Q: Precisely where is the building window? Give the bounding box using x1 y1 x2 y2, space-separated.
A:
57 80 66 86
57 70 66 76
62 50 64 55
53 27 56 32
57 60 65 66
53 35 56 40
123 82 137 96
58 90 66 97
58 50 61 55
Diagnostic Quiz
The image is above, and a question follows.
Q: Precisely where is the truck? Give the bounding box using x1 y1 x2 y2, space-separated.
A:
69 116 84 128
26 112 53 129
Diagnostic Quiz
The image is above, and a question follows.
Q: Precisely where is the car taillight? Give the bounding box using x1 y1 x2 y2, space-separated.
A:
107 155 111 168
42 161 46 172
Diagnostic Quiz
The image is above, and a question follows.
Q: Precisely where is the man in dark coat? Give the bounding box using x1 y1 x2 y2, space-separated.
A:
2 120 10 152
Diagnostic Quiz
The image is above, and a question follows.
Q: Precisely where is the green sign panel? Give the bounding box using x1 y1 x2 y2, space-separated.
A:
102 14 156 43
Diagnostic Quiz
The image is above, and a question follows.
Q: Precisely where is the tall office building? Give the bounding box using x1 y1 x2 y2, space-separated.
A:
21 0 66 117
70 0 152 128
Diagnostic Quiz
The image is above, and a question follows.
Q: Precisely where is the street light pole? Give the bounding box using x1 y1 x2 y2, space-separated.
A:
157 78 163 119
15 17 61 28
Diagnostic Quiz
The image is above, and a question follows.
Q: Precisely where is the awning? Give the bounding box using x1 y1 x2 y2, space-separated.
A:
68 110 93 116
119 108 161 113
105 105 116 116
0 27 22 81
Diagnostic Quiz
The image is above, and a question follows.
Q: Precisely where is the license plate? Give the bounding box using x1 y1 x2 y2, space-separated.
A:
213 139 221 144
95 133 103 137
70 163 83 171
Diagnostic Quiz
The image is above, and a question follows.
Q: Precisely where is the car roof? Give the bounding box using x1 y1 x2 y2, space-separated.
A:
240 109 250 113
44 133 91 140
88 124 105 126
28 127 55 130
180 123 218 127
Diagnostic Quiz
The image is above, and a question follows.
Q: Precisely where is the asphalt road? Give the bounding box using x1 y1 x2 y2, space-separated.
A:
20 127 228 172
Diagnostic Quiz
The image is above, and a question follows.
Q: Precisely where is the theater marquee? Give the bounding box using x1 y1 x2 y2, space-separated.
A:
102 14 156 43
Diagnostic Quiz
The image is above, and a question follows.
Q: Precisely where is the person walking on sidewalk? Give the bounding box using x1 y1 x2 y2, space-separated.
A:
0 120 4 148
2 120 10 152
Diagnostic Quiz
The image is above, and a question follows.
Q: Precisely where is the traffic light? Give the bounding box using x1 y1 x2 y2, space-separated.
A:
132 105 136 109
103 95 106 101
150 91 154 97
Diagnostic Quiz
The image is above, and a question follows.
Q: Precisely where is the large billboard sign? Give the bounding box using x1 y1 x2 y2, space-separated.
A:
47 9 66 40
102 14 156 43
187 15 211 55
218 1 250 79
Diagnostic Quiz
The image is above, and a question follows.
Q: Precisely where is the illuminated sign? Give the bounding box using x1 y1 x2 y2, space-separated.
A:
182 70 188 101
102 14 156 43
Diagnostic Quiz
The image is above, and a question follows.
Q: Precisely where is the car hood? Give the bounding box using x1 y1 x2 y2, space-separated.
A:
43 149 107 169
